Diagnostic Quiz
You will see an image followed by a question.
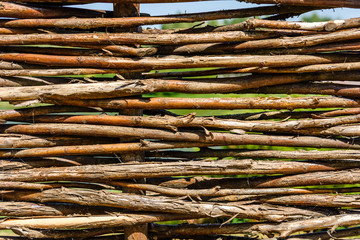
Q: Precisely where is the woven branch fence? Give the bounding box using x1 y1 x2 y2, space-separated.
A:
0 0 360 239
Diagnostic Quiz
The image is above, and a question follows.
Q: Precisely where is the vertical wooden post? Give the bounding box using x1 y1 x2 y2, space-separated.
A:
113 2 148 240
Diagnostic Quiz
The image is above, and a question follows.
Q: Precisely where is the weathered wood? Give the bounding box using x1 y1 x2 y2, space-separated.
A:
1 188 333 222
0 159 355 182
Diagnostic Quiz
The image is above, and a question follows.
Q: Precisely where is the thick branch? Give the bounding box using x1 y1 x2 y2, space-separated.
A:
1 188 332 222
0 159 354 182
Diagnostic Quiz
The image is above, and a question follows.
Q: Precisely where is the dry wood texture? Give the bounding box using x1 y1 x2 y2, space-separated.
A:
1 0 360 239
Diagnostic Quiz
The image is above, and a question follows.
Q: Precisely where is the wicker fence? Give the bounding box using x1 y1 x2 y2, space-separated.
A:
0 0 360 239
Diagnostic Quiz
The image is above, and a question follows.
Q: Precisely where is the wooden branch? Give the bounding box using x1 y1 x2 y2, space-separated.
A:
263 194 360 208
111 181 360 197
244 17 360 32
0 201 123 217
159 28 360 54
149 149 360 161
0 31 277 46
2 188 332 222
0 72 352 101
245 82 360 98
4 123 360 151
19 113 360 134
0 159 355 182
153 168 360 189
237 0 360 8
0 68 121 77
0 5 315 29
0 53 349 71
0 134 116 148
42 96 360 110
151 221 360 239
0 27 41 34
0 1 108 18
0 141 215 158
0 212 197 230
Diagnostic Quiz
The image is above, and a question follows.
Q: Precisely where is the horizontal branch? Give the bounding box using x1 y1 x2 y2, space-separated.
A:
149 149 360 160
0 1 108 19
0 141 215 158
0 5 315 29
0 105 96 121
0 71 352 101
151 217 360 239
0 211 195 230
153 168 360 189
0 31 276 46
0 159 355 182
160 28 360 54
19 113 360 134
263 194 360 208
238 0 360 8
0 134 116 148
42 96 360 110
245 82 360 97
4 123 360 150
0 53 349 70
0 68 121 77
244 17 360 32
112 181 359 197
2 188 332 222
